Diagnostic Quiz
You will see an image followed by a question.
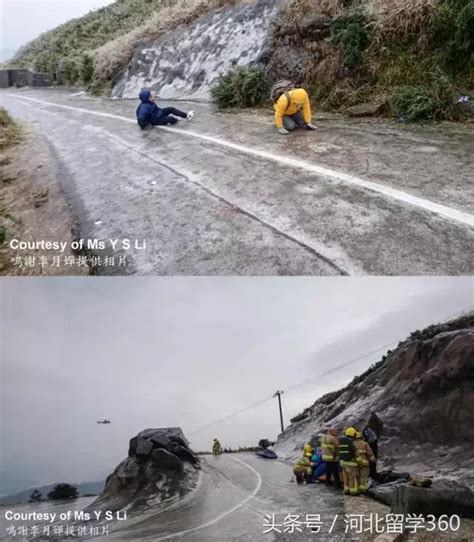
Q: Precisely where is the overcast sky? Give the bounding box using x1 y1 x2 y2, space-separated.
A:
1 277 473 495
0 0 115 58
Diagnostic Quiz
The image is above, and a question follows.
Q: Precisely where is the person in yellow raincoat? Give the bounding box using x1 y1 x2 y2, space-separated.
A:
271 80 317 135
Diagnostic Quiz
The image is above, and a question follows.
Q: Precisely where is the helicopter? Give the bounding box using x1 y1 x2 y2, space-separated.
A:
97 419 111 424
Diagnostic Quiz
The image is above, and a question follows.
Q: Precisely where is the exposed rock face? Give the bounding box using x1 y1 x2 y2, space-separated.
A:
274 315 474 488
90 428 200 511
345 102 386 117
112 0 284 100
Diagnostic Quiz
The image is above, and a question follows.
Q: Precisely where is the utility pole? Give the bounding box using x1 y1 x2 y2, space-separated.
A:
273 390 285 433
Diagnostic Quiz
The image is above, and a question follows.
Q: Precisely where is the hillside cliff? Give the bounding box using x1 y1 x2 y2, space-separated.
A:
275 313 474 487
8 0 473 119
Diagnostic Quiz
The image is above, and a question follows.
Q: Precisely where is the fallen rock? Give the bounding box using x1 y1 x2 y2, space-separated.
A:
151 448 184 473
90 427 199 512
136 437 153 458
345 103 385 117
368 480 406 506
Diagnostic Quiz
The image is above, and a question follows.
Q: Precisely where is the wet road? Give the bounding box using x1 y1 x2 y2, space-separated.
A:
2 455 474 541
100 454 389 541
2 89 473 275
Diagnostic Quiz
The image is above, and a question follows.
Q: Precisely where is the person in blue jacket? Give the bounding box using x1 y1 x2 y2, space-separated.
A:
308 444 326 484
136 89 194 130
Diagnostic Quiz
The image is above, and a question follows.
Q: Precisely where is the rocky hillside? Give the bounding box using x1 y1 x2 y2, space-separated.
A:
275 313 474 487
9 0 473 119
112 0 282 99
89 427 200 511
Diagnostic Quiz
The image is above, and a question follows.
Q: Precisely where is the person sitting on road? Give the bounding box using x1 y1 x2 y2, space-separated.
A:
136 89 194 130
308 442 326 483
293 453 313 484
271 80 317 135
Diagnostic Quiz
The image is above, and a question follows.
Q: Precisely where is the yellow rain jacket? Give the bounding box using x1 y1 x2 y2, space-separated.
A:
274 88 312 129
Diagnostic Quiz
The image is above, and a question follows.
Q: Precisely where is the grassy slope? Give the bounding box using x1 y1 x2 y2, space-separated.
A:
269 0 474 120
0 108 22 151
10 0 235 93
9 0 474 120
11 0 169 68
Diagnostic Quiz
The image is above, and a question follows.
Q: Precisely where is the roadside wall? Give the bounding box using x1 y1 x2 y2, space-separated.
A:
0 69 52 88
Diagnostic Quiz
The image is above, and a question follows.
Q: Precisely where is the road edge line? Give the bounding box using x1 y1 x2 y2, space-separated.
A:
6 93 474 229
154 455 262 540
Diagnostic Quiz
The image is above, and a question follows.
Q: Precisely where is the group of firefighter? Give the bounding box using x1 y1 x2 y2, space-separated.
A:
293 426 378 496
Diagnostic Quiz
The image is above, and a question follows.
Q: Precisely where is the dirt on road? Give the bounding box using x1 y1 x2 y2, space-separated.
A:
0 117 89 276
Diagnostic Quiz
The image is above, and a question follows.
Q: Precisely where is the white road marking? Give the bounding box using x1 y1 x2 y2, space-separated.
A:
6 94 474 228
154 455 263 540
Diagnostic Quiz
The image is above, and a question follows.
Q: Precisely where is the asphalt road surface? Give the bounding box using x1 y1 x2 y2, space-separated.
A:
2 455 473 541
2 89 473 275
99 454 389 541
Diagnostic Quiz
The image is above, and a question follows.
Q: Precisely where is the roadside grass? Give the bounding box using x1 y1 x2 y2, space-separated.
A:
210 67 271 108
9 0 238 93
0 108 22 150
266 0 473 121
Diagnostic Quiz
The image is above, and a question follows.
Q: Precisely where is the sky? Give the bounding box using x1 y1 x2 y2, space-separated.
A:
0 0 115 60
1 276 473 495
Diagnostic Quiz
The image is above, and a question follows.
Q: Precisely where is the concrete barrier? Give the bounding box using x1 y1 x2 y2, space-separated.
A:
0 69 52 88
391 482 474 518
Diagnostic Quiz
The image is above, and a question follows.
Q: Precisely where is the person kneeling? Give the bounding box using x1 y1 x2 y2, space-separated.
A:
136 89 194 130
271 80 317 135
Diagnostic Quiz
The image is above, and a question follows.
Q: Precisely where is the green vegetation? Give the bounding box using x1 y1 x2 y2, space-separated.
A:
272 0 473 121
29 490 43 503
329 16 372 70
11 0 169 77
9 0 234 92
391 79 455 121
47 484 79 500
8 0 473 122
210 67 271 108
0 108 22 150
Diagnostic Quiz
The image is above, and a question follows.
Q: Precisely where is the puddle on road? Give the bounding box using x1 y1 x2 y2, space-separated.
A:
416 145 440 154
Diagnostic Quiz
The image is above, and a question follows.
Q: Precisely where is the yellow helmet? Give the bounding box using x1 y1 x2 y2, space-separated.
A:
304 452 312 458
345 427 357 438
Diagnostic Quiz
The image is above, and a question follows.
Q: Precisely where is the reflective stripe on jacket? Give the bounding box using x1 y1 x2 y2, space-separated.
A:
339 436 357 467
321 434 338 462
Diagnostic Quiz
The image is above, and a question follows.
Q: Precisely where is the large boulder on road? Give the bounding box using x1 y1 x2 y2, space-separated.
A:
89 427 200 512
